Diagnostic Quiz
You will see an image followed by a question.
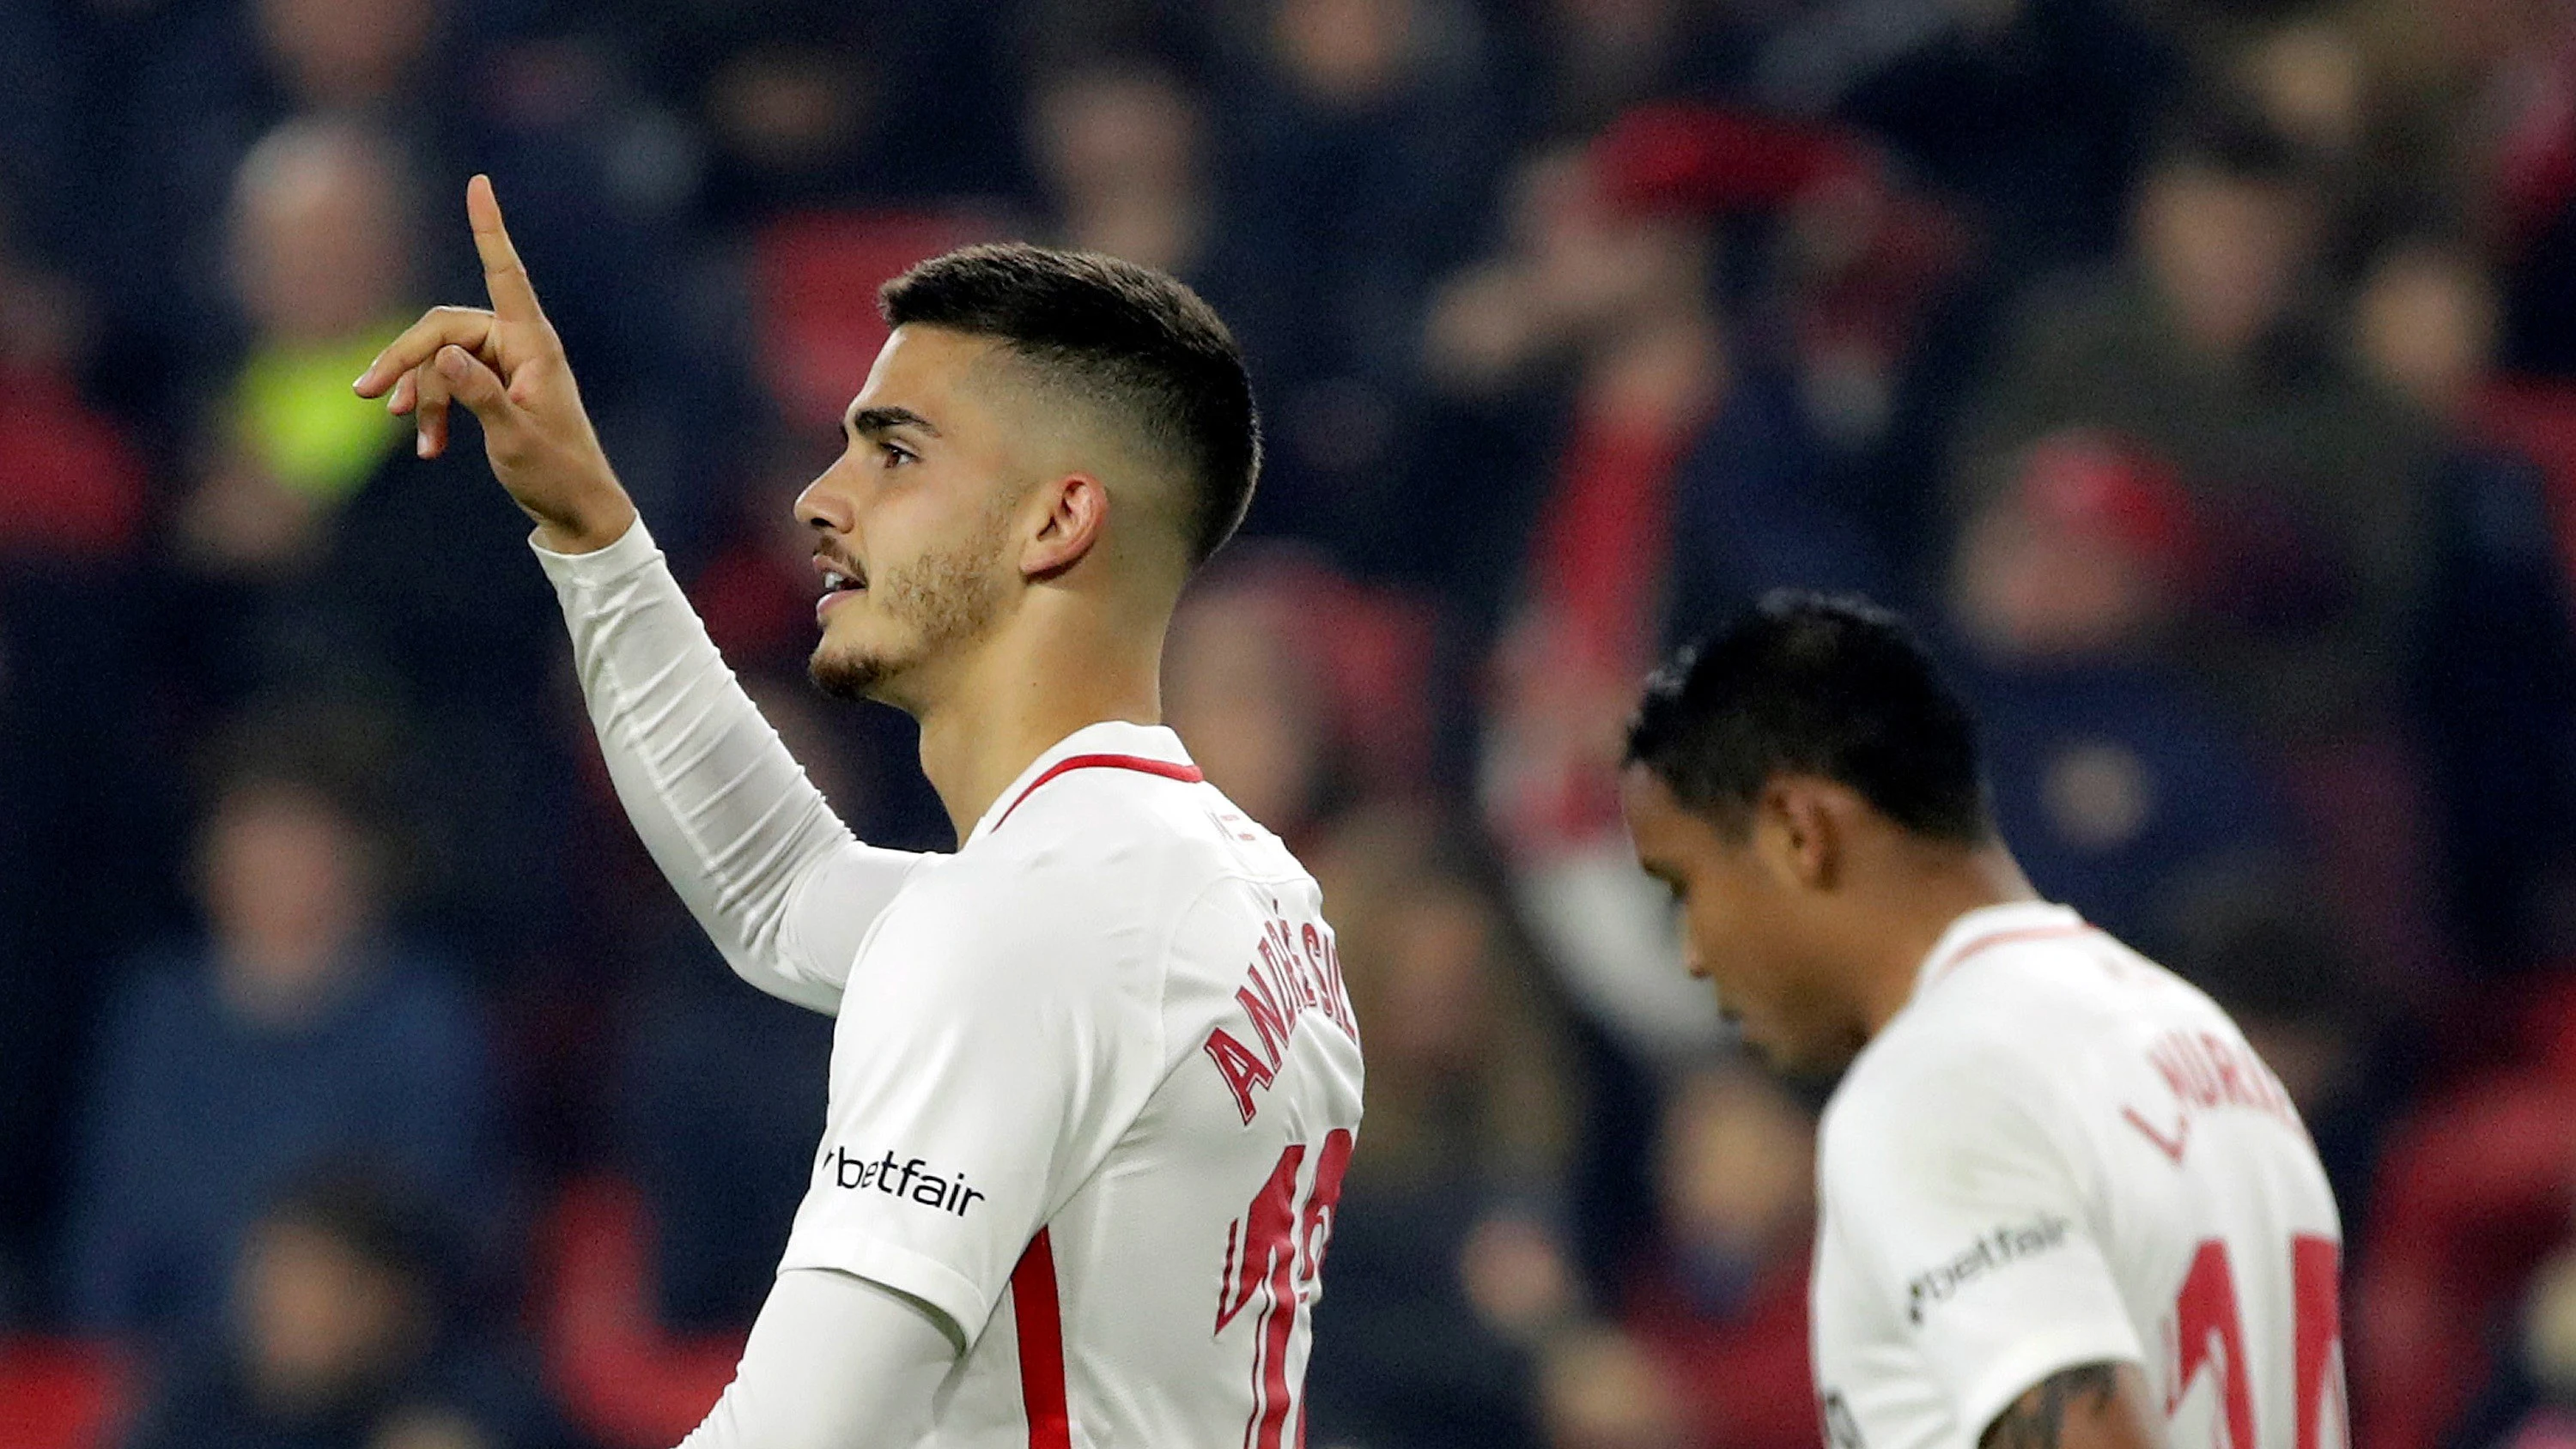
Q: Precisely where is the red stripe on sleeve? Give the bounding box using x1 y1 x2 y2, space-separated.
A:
1012 1228 1072 1449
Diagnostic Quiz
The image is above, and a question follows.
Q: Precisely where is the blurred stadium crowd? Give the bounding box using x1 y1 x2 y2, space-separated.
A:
7 0 2576 1446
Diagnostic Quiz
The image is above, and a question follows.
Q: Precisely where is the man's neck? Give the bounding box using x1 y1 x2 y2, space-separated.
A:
1850 844 2043 1040
912 610 1168 842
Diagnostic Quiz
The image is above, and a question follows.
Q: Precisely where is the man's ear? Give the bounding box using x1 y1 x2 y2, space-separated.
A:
1756 776 1844 892
1020 472 1109 579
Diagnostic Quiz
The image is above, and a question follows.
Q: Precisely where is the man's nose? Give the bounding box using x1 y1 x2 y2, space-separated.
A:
1681 938 1710 979
796 473 856 535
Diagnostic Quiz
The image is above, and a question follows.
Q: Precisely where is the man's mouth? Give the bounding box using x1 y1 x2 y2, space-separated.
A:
815 555 868 622
816 552 870 596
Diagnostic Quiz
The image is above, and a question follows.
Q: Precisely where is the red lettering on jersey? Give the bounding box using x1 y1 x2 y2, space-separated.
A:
1275 920 1321 1015
2130 1029 2297 1167
1217 1145 1305 1333
1238 969 1295 1068
2293 1235 2346 1449
1299 925 1354 1039
1200 910 1359 1125
2172 1240 2257 1449
2122 1106 2191 1163
1205 1029 1278 1125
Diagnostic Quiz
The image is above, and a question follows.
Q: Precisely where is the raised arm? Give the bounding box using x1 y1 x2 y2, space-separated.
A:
357 177 922 1010
538 523 922 1010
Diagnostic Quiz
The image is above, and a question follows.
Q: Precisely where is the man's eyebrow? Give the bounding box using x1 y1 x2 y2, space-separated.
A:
844 404 941 438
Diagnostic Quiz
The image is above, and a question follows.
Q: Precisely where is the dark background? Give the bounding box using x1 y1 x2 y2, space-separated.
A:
3 1 2575 1446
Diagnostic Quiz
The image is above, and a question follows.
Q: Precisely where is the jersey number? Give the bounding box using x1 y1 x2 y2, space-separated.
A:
2170 1234 2347 1449
1216 1131 1354 1449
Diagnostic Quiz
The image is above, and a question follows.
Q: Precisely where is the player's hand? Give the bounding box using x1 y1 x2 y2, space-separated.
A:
353 174 637 554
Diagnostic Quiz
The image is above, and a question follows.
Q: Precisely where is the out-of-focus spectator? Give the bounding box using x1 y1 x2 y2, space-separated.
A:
1943 419 2411 1221
1305 804 1578 1449
161 116 575 962
1946 429 2300 961
1457 132 1884 1064
2354 238 2576 974
120 1168 558 1449
179 118 415 580
1607 1063 1818 1449
1953 98 2454 990
80 0 461 422
64 708 493 1342
1207 0 1508 555
1537 1325 1691 1449
1028 58 1214 282
1168 565 1343 845
1163 541 1443 828
1954 98 2432 740
1579 101 1971 563
1488 1059 1820 1449
0 235 147 562
2356 236 2500 421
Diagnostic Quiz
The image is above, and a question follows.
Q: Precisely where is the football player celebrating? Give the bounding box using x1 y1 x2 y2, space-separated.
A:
356 179 1364 1448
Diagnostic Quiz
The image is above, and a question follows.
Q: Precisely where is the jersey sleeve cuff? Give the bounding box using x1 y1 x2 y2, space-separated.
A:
528 514 657 585
775 1228 993 1347
1953 1330 2148 1446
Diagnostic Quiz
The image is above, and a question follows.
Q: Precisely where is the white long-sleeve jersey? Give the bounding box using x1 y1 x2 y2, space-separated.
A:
536 521 1365 1449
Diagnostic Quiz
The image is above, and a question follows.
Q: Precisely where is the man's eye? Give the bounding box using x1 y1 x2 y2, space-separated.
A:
879 442 914 467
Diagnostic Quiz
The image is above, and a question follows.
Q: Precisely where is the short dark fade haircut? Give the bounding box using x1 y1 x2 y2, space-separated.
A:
1625 591 1992 843
881 242 1261 566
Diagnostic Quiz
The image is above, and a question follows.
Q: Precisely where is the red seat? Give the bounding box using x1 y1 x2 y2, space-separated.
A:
753 210 1001 430
535 1173 750 1449
0 1337 131 1449
2352 974 2576 1449
1188 547 1442 797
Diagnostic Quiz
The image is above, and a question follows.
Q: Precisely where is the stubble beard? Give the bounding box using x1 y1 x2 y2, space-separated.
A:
809 512 1013 707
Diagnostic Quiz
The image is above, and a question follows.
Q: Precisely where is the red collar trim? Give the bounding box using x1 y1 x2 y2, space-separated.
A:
1923 923 2096 987
993 753 1205 831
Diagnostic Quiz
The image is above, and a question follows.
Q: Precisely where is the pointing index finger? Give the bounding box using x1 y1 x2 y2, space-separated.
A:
466 174 547 324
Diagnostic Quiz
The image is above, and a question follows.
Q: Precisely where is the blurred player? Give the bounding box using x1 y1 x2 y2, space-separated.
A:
1618 593 2343 1449
354 179 1364 1448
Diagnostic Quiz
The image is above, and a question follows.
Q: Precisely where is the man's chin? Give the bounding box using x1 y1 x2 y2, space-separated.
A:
1735 1017 1852 1087
808 644 893 705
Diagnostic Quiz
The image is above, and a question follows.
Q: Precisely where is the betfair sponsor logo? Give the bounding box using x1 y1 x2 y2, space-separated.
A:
1904 1214 2072 1325
819 1146 986 1217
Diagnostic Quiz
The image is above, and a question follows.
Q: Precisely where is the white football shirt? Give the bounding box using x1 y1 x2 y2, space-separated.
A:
775 723 1369 1448
1811 902 2345 1449
537 522 1367 1448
